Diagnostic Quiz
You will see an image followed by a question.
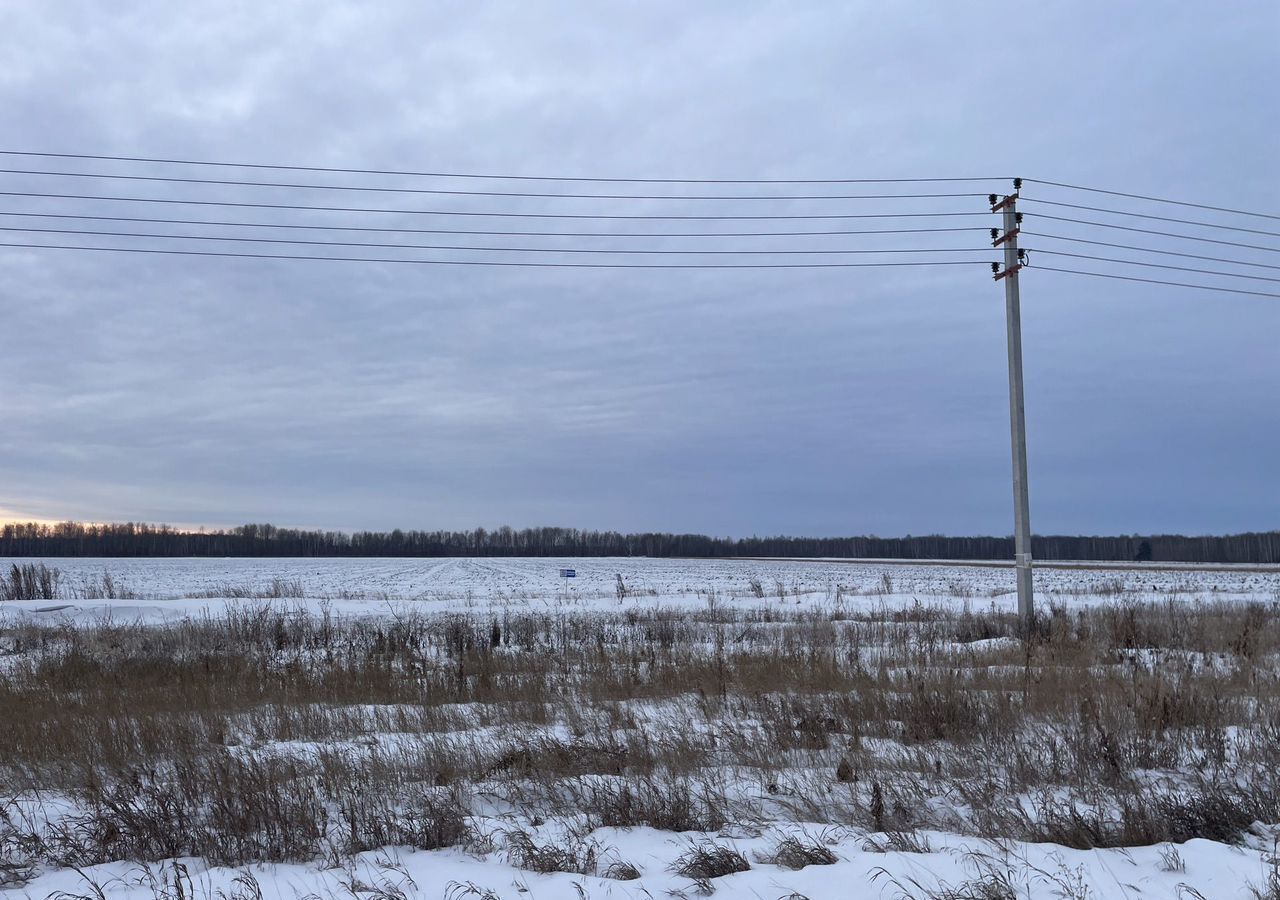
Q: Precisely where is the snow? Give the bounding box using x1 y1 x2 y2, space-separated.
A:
2 556 1277 625
3 556 1280 899
8 824 1277 899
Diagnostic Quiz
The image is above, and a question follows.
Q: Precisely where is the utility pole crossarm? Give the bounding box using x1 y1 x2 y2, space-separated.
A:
992 180 1035 633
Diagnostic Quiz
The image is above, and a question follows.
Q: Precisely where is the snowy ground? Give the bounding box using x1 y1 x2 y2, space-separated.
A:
3 557 1280 899
2 555 1277 622
11 826 1278 900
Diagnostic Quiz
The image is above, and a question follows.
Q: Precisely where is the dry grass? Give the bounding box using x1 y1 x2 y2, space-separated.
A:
501 828 596 875
671 841 751 880
2 563 139 601
1 563 60 601
761 835 838 869
1 595 1279 877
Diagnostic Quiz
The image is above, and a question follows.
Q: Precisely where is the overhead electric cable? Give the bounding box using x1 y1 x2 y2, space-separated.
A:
1021 198 1280 238
0 150 1005 185
1024 232 1280 271
1023 178 1280 222
0 241 996 269
0 210 988 239
0 191 989 221
1030 249 1280 283
1030 264 1280 299
1025 212 1280 253
0 168 987 201
0 224 996 255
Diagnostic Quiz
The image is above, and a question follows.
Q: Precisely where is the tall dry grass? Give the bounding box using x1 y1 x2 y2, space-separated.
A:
1 595 1278 879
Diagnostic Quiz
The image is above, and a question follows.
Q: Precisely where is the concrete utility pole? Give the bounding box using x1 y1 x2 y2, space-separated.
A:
991 181 1035 633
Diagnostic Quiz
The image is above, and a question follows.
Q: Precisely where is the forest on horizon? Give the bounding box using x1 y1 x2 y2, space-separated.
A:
1 521 1277 564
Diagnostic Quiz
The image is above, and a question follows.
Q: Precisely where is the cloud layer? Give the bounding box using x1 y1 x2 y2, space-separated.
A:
1 1 1276 535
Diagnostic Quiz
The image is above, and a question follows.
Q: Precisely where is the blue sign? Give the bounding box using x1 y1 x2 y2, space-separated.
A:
559 568 576 578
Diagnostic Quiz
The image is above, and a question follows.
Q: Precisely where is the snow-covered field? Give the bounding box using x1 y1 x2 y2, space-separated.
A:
3 555 1277 622
3 558 1280 899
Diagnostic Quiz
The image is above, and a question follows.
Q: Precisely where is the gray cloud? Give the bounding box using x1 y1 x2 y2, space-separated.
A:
0 0 1276 535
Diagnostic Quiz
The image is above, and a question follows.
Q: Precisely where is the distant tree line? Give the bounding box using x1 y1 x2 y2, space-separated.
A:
0 521 1277 563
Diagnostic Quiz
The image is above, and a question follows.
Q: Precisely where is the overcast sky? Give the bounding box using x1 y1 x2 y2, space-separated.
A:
0 1 1276 537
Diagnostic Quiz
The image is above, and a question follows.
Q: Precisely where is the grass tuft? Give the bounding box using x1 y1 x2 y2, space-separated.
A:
672 841 750 881
760 835 838 869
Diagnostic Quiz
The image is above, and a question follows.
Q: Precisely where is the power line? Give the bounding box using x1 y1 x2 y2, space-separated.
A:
0 168 988 202
7 206 1274 266
1030 249 1280 283
1024 232 1280 271
0 210 988 239
0 150 1006 185
0 240 997 269
0 190 989 221
6 156 1272 225
1023 178 1280 223
1021 198 1280 238
21 186 1270 241
0 224 997 256
1026 212 1280 253
1030 263 1280 299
